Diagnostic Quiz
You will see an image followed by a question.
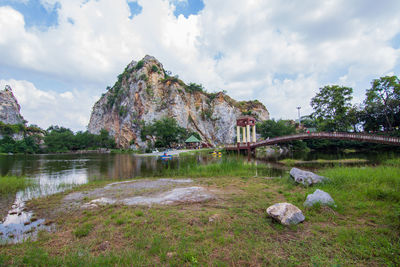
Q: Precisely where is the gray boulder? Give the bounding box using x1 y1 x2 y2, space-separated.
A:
304 189 335 207
290 167 327 186
266 202 305 225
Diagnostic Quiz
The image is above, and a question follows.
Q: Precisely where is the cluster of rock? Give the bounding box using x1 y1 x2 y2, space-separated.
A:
0 85 25 125
266 167 335 225
88 55 270 148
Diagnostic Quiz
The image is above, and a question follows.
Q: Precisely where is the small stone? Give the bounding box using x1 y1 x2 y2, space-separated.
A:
290 167 327 186
30 217 38 222
98 241 110 251
304 189 335 207
208 214 220 223
9 211 17 215
8 234 15 238
24 221 31 226
266 203 305 225
167 252 176 258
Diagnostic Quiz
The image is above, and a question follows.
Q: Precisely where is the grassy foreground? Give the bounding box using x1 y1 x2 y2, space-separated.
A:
0 164 399 266
0 176 31 195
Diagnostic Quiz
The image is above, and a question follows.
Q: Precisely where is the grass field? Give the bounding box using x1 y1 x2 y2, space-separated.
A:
0 161 399 266
0 176 31 195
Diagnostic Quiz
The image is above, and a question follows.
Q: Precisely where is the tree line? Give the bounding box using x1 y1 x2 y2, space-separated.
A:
256 75 400 150
0 125 116 154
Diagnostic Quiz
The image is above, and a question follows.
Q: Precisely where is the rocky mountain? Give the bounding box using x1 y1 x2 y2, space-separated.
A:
88 55 269 148
0 85 25 125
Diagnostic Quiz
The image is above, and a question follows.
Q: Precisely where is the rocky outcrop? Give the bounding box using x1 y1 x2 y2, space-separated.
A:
290 167 328 186
0 85 25 125
88 55 270 148
266 202 305 225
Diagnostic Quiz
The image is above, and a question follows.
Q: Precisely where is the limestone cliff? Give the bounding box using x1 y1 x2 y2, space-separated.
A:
0 85 25 125
88 55 270 148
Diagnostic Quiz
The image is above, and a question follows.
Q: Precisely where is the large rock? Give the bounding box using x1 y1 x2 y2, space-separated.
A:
0 85 25 125
266 202 305 225
304 189 335 207
88 55 270 148
290 167 327 186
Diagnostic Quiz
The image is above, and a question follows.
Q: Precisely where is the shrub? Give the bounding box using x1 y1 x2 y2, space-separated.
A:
135 60 144 70
139 74 148 82
186 83 205 93
151 65 158 72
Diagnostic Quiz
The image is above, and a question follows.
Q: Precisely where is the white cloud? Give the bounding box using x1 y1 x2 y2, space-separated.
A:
0 79 97 131
0 0 400 130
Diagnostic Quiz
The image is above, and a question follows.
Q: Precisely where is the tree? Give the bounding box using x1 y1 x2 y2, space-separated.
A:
347 105 363 132
364 76 400 131
257 119 296 138
310 85 353 132
141 117 188 148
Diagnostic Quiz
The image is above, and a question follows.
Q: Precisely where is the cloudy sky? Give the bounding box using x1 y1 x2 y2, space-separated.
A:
0 0 399 131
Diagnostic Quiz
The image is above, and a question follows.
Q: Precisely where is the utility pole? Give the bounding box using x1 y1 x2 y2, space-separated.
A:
296 107 301 126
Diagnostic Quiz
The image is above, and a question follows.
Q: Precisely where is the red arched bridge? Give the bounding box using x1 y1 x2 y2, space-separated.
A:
225 132 400 153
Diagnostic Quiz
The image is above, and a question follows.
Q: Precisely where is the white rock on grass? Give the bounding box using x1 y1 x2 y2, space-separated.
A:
290 167 327 186
266 203 305 225
304 189 335 207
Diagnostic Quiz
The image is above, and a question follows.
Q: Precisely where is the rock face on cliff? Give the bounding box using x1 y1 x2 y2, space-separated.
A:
0 85 25 125
88 55 270 148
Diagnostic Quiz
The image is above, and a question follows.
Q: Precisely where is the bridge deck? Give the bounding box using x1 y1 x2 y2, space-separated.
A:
225 132 400 151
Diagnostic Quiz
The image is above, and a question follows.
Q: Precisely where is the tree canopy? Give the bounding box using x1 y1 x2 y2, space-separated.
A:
257 119 296 138
141 117 189 148
310 85 353 132
364 76 400 131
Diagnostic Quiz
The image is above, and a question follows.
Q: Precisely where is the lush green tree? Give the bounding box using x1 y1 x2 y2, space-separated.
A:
257 119 296 138
347 105 363 132
310 85 353 132
141 117 188 148
44 126 115 152
300 115 317 128
364 76 400 131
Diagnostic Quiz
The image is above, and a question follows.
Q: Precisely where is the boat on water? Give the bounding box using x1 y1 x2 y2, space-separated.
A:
159 152 173 160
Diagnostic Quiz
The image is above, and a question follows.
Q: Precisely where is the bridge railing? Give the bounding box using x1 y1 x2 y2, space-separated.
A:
225 132 400 150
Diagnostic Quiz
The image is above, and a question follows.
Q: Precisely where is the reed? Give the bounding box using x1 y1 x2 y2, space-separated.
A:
0 176 31 195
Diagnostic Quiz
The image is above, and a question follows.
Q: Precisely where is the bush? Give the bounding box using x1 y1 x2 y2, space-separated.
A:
135 60 144 70
186 83 205 93
151 65 158 72
139 74 148 82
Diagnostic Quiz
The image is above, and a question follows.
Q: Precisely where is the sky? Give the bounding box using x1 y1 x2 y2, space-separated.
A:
0 0 399 131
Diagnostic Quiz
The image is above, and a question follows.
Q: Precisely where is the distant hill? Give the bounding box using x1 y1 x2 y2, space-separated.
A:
88 55 270 148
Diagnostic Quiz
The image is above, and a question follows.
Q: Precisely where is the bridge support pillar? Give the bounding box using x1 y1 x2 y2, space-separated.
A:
242 127 246 143
252 125 256 143
246 125 251 143
236 126 240 143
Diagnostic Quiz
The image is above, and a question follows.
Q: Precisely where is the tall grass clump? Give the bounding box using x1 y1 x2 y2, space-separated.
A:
315 166 400 225
0 176 32 195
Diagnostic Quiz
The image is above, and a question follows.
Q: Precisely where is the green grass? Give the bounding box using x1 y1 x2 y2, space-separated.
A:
158 157 278 177
279 158 368 166
73 222 94 238
0 176 32 195
2 161 400 266
384 157 400 166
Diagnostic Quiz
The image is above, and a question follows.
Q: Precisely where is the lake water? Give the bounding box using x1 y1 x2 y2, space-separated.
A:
0 150 398 243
